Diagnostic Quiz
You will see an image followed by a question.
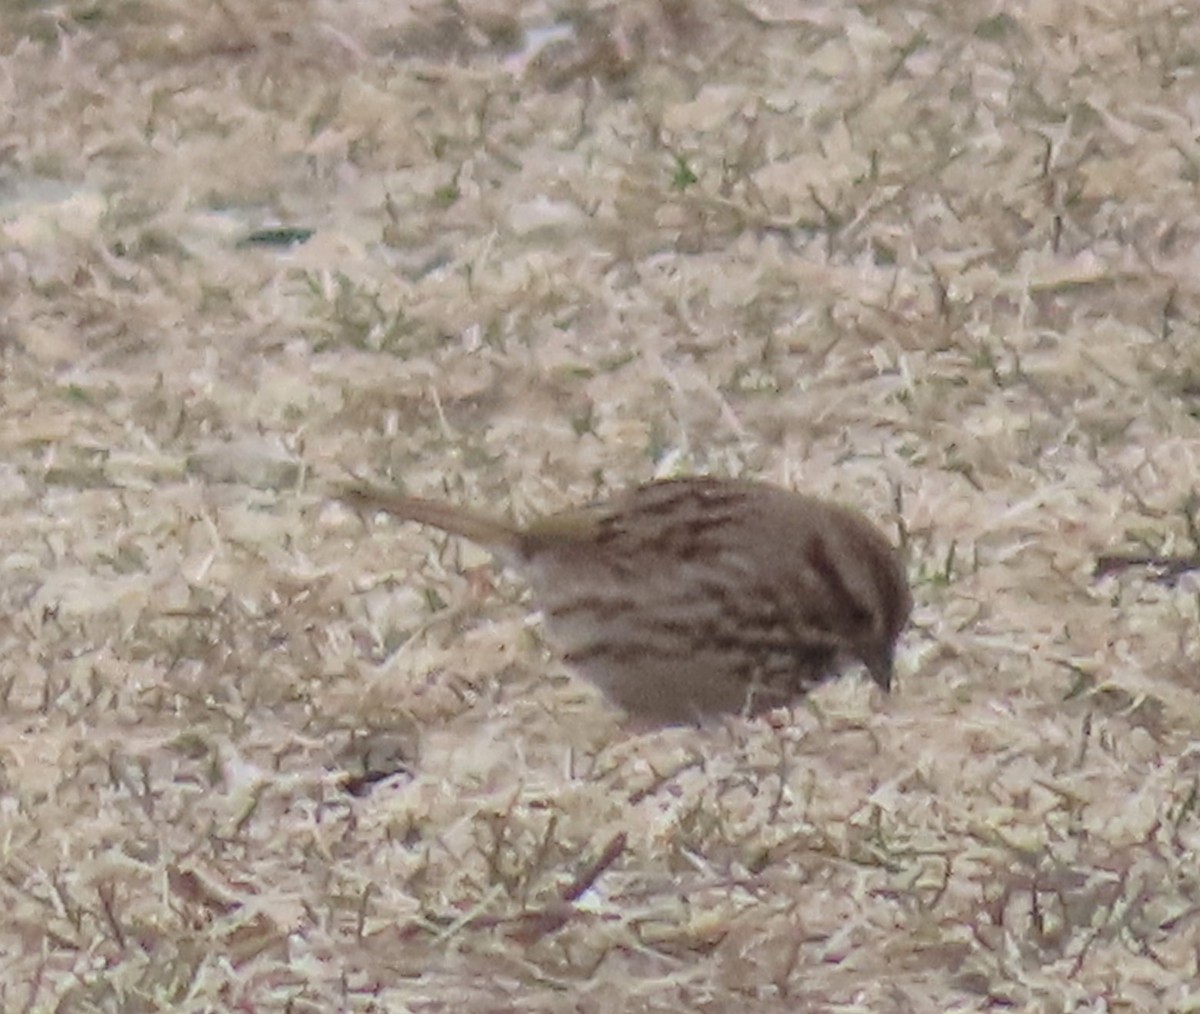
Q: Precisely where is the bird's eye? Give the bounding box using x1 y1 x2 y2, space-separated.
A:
847 602 874 627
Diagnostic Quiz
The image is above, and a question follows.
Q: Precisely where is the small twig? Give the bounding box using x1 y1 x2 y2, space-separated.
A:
409 832 629 945
560 832 627 904
503 832 628 944
1093 553 1200 581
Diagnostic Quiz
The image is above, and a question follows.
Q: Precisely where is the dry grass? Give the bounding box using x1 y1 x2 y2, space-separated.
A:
3 0 1200 1009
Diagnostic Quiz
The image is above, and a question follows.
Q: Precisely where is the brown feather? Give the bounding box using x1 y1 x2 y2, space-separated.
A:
339 477 911 724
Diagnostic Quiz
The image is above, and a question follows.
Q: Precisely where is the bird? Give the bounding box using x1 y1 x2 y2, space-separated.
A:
338 476 911 725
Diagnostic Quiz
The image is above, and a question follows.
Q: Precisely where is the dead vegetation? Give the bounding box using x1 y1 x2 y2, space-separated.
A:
2 0 1200 1009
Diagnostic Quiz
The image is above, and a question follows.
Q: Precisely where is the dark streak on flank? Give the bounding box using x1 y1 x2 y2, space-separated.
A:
563 641 677 666
563 618 840 670
545 593 633 623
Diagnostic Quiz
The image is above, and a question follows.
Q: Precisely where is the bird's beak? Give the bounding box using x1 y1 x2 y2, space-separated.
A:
865 647 894 693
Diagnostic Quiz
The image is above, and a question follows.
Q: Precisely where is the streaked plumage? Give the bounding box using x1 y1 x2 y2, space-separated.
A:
340 477 911 725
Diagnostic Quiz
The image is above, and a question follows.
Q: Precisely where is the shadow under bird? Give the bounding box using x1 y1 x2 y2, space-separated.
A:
339 477 912 726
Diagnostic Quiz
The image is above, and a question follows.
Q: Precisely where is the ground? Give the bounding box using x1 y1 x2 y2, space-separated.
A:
2 0 1200 1010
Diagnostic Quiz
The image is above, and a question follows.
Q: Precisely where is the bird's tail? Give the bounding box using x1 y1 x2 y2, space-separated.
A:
338 483 524 556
